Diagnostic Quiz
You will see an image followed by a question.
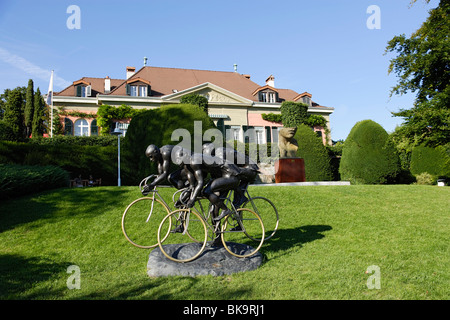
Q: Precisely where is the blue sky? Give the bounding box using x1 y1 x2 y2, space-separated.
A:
0 0 439 141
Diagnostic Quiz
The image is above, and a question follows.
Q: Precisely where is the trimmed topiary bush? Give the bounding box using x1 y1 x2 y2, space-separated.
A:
294 124 333 181
410 145 450 181
339 120 400 184
122 104 217 185
280 102 308 127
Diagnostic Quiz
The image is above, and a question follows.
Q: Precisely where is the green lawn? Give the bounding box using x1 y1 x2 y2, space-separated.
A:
0 185 448 300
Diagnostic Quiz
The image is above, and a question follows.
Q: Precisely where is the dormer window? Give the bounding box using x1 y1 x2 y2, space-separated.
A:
253 85 279 103
73 80 92 97
294 92 312 107
126 78 151 97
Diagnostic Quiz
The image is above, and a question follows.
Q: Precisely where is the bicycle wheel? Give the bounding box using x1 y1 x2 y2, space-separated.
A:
157 209 208 263
221 208 265 258
122 197 171 249
242 196 279 241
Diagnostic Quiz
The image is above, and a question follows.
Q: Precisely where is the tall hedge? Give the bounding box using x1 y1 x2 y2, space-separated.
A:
0 164 69 200
0 141 118 186
410 145 450 179
122 104 216 185
294 124 333 181
339 120 400 184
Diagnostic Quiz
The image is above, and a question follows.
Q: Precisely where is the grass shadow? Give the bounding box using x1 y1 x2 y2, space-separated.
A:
262 225 332 259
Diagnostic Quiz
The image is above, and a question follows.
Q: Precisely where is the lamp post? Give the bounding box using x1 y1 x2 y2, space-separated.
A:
111 123 123 187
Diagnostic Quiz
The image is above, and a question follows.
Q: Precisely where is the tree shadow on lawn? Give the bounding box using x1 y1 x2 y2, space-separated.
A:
0 254 71 299
262 225 332 259
0 187 131 233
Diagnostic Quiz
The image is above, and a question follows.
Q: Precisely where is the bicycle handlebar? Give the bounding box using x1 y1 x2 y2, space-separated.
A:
139 174 156 191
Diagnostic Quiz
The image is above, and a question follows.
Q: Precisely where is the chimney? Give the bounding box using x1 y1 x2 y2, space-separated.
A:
104 76 111 93
233 64 238 73
126 66 136 79
266 75 275 87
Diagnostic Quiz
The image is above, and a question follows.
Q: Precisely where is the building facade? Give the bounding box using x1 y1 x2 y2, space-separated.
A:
53 65 334 145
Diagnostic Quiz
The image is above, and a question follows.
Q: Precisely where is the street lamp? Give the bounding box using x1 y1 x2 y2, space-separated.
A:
111 123 123 187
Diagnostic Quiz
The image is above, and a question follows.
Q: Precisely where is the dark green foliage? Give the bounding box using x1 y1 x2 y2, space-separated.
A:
122 104 216 185
24 80 34 138
180 94 209 114
0 121 15 141
339 120 400 184
294 124 333 181
0 141 118 186
31 88 45 138
28 135 117 147
261 113 282 123
410 145 450 180
280 102 308 127
0 164 69 200
3 89 25 141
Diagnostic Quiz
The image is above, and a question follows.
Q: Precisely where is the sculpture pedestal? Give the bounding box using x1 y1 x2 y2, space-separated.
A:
275 158 306 183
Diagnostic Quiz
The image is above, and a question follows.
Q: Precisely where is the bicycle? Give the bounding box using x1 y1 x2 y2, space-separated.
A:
171 185 279 241
121 175 175 249
156 189 265 263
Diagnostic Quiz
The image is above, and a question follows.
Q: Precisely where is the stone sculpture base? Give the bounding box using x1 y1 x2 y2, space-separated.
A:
147 242 263 277
275 158 306 183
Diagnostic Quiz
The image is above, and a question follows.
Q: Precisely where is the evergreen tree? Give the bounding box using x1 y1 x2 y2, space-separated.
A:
24 79 34 138
32 88 45 138
3 88 25 141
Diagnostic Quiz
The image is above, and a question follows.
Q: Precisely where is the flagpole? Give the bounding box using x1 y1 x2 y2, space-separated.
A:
48 70 54 138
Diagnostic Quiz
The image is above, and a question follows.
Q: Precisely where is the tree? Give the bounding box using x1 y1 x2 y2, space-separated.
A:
386 0 450 148
180 93 209 114
24 79 34 138
340 120 400 184
3 88 25 141
32 88 46 138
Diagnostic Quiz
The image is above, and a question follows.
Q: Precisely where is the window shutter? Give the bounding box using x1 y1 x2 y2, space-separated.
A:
258 91 263 102
265 126 271 143
275 92 279 103
76 85 82 97
126 84 131 95
86 85 92 97
147 85 151 96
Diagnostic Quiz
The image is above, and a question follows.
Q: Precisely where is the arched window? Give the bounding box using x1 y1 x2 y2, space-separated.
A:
90 119 98 136
74 119 89 136
64 118 73 136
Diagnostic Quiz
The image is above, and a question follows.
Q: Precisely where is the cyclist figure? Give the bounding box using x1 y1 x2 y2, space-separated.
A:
202 143 259 209
172 146 243 246
142 144 193 196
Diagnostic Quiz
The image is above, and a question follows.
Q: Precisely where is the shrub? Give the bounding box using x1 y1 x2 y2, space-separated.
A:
122 104 217 185
294 124 333 181
0 164 69 200
414 172 434 185
339 120 400 184
280 102 308 127
180 94 209 114
410 145 450 180
0 141 118 186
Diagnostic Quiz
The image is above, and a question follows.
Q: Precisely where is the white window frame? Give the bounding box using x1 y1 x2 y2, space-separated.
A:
74 119 89 136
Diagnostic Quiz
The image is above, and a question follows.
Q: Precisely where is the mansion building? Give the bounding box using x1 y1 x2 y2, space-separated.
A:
53 65 334 145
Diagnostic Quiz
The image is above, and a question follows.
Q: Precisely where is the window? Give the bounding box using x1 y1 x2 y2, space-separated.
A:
139 86 147 97
64 118 73 136
255 127 264 144
260 92 267 102
76 85 91 97
74 119 89 136
90 119 98 136
258 90 278 103
268 92 276 103
127 84 149 97
130 85 138 97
